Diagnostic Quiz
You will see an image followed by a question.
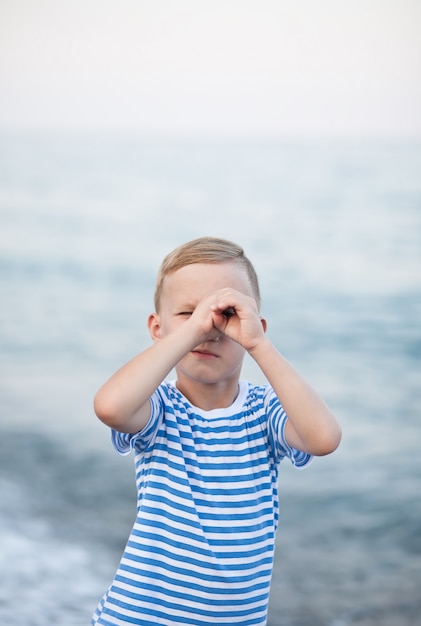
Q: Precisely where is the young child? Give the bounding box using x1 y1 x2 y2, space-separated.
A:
91 236 341 626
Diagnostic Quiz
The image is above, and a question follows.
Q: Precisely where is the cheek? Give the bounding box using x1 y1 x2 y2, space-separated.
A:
150 315 177 340
160 317 183 336
226 342 246 361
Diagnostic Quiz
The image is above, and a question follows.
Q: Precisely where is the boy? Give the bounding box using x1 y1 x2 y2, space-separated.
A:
92 236 341 626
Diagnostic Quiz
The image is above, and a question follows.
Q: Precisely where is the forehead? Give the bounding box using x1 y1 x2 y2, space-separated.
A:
161 262 254 303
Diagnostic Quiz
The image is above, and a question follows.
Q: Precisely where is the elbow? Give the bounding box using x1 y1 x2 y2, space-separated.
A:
93 389 148 433
93 391 122 429
313 424 342 456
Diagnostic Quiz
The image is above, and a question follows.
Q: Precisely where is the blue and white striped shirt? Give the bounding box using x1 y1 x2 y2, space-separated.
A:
92 380 312 626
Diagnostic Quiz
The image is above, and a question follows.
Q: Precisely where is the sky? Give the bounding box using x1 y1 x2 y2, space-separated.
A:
0 0 420 137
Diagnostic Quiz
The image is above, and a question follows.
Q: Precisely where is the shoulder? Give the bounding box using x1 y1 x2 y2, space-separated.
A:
241 380 278 408
112 382 180 455
155 380 191 413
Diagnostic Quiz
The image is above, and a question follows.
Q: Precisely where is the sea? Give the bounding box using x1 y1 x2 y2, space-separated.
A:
0 133 420 626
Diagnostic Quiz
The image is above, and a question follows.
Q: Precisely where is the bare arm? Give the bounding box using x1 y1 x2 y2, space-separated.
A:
211 290 342 457
249 339 341 456
94 292 223 433
94 322 206 433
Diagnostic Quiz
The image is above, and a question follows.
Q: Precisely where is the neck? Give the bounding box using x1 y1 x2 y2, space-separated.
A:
175 379 240 411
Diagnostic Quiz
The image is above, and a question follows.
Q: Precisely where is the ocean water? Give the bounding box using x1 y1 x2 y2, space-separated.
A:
0 133 420 626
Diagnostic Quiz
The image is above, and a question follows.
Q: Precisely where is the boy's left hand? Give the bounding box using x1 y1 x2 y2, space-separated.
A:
210 288 267 351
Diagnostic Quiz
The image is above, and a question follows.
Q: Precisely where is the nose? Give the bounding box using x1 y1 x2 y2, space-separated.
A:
204 330 222 344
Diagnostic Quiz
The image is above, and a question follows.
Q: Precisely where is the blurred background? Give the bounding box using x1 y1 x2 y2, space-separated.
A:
0 2 420 625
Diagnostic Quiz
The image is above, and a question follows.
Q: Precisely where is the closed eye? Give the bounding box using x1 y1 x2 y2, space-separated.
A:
177 311 193 317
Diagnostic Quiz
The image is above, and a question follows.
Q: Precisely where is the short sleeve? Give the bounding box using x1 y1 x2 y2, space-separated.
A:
111 390 164 456
265 386 313 468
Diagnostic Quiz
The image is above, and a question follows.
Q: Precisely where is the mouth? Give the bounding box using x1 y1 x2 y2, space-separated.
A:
191 349 218 359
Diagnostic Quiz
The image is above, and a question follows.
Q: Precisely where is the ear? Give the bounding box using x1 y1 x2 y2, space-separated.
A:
260 316 267 333
148 313 162 341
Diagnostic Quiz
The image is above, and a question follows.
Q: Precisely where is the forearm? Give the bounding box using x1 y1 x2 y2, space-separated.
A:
94 328 193 433
249 337 341 456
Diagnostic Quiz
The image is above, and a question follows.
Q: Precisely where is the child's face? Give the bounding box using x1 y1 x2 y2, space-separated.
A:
151 261 255 391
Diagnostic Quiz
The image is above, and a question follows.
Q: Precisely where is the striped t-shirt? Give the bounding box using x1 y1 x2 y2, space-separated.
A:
92 380 312 626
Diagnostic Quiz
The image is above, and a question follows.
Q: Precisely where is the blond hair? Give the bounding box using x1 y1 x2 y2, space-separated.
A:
154 236 261 311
